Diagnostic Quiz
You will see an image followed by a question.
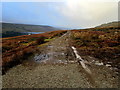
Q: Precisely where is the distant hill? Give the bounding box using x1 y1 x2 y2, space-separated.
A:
1 22 59 33
1 22 60 38
96 21 120 28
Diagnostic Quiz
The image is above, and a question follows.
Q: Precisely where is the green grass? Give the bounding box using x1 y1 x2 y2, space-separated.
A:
44 38 56 42
38 38 56 47
44 38 52 42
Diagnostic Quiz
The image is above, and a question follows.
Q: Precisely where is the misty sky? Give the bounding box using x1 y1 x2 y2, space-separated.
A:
1 0 119 29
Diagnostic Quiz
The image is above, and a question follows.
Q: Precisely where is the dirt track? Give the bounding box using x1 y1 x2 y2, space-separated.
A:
2 31 119 88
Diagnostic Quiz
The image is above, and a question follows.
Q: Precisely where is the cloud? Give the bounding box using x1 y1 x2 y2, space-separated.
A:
1 0 119 2
54 0 118 28
2 0 118 29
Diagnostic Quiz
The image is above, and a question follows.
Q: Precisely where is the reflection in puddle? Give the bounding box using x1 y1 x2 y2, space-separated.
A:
34 54 49 62
33 52 76 64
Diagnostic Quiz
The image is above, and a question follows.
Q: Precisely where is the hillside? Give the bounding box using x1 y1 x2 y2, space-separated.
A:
2 21 120 88
1 22 60 37
1 23 59 33
96 21 120 28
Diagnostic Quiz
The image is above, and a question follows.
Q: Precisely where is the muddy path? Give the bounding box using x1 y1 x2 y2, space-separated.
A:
2 31 119 88
33 31 75 64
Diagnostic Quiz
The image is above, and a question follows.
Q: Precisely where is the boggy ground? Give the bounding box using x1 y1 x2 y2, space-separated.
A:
2 31 119 88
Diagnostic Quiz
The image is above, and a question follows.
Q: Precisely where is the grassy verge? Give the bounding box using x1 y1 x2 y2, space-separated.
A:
71 28 120 68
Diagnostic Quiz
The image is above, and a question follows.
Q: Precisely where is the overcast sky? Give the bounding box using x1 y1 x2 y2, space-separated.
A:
1 0 119 29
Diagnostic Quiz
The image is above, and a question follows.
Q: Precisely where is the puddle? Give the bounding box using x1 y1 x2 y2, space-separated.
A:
105 64 111 67
95 62 104 66
33 51 68 64
34 54 49 62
